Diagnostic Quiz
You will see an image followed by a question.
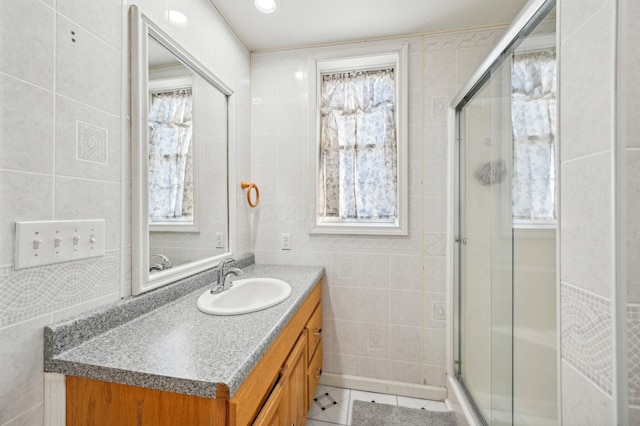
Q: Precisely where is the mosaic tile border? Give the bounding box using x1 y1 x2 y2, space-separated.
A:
560 282 613 396
0 250 121 328
629 304 640 405
423 26 506 52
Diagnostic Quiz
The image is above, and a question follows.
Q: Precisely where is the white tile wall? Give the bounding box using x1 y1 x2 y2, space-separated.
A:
0 0 251 424
558 0 617 423
250 27 504 388
0 0 55 90
621 0 640 419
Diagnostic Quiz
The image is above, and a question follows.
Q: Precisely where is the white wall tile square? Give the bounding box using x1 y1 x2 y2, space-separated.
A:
389 325 422 363
55 96 120 182
359 288 389 324
561 361 613 425
559 1 615 161
0 0 54 90
389 360 423 384
359 357 389 380
424 49 457 89
423 328 446 366
56 0 122 49
55 14 121 115
389 290 422 327
54 177 121 250
0 75 54 174
560 0 611 42
560 152 612 298
0 315 49 424
327 286 360 321
359 253 390 289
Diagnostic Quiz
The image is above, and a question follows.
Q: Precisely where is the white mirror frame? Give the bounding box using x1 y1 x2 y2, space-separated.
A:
130 5 236 295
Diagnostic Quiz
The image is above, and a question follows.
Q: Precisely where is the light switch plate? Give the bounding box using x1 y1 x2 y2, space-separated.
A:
15 219 105 270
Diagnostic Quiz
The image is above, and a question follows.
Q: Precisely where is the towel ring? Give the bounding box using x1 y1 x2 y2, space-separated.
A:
241 181 260 208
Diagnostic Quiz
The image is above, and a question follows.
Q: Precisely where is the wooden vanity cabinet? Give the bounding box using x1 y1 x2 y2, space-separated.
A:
65 281 322 426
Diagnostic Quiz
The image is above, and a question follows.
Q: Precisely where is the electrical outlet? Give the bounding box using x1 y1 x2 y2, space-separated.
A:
281 233 291 250
215 233 224 248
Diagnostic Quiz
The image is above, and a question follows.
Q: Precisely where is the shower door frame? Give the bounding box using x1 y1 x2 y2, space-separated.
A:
450 0 558 424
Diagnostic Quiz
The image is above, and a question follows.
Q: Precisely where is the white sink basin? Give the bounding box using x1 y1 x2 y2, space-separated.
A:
197 278 292 315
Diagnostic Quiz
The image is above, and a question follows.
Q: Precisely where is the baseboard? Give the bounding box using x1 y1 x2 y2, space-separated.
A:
44 373 65 426
319 373 447 401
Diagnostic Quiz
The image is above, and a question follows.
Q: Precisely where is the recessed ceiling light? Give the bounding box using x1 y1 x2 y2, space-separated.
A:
254 0 278 14
168 10 188 26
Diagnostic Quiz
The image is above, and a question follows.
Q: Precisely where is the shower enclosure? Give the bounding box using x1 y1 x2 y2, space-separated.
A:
452 0 557 424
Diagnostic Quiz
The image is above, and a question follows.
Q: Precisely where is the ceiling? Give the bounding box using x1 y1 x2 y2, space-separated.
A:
208 0 529 51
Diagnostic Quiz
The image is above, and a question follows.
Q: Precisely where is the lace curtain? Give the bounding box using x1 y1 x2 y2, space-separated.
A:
511 49 557 222
148 90 194 221
319 69 397 220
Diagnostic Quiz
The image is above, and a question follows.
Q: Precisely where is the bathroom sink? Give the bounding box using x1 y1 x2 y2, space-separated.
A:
197 278 292 315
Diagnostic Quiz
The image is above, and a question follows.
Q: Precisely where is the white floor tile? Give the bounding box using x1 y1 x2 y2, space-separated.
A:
349 389 398 405
307 385 454 426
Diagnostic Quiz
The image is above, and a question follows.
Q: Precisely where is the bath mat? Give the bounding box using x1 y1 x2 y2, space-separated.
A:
350 400 459 426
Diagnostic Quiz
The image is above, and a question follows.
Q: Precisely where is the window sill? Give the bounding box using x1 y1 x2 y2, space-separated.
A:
310 221 408 236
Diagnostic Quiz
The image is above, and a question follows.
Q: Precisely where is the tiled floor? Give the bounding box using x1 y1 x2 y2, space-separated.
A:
306 385 450 426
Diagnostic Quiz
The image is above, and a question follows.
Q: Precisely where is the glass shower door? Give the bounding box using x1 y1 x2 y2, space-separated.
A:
456 56 514 426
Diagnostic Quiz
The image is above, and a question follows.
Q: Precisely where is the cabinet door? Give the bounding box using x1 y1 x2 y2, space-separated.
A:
307 340 323 409
282 333 307 426
253 381 285 426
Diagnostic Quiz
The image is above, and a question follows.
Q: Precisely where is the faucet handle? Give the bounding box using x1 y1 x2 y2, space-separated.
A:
219 257 236 269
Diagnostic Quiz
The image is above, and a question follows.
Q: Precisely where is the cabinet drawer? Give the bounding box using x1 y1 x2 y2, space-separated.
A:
307 340 323 408
305 304 322 362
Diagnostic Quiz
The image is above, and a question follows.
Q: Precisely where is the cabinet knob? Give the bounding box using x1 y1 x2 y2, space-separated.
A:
314 328 322 336
314 367 322 378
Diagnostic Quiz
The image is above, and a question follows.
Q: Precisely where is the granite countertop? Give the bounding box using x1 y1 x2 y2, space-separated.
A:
44 262 324 399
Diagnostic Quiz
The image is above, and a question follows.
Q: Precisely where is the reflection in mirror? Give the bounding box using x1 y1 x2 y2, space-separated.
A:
131 6 234 295
146 37 229 271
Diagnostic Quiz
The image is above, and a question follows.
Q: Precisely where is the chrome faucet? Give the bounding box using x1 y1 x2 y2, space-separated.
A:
210 258 243 294
150 254 172 272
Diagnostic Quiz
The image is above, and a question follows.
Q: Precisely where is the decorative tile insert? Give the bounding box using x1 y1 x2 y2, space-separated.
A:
432 301 446 321
368 330 382 351
423 27 506 52
560 282 613 396
432 96 447 115
629 304 640 405
0 250 120 327
338 260 352 279
77 120 108 164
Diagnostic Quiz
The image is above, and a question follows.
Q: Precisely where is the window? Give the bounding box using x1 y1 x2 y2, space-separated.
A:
310 48 408 235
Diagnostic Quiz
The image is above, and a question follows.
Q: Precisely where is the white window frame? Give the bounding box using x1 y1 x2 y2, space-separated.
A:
309 45 408 236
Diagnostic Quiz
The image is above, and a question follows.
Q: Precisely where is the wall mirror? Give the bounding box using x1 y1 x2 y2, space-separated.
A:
130 6 235 294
